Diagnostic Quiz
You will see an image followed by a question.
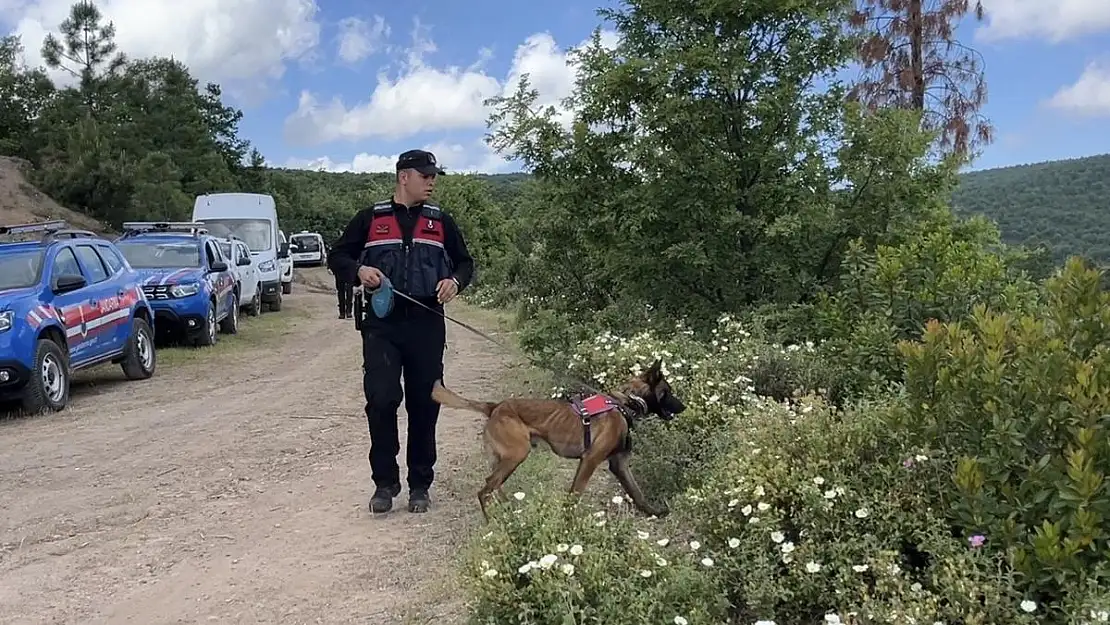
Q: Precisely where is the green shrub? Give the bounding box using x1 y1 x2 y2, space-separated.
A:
674 391 1039 624
897 257 1110 614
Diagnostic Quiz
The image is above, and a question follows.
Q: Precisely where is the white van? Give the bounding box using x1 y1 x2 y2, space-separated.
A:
290 231 326 267
278 229 293 293
192 193 289 312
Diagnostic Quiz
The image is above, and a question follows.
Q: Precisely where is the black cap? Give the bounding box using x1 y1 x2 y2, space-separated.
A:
395 149 446 175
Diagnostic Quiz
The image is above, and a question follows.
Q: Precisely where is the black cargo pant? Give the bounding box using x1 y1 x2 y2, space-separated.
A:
360 302 447 492
335 273 354 316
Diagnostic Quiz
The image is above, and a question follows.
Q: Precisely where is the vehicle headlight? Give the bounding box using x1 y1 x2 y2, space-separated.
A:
0 310 12 333
170 283 201 298
258 260 276 272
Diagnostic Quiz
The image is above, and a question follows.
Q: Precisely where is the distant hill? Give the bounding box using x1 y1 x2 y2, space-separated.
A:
951 154 1110 264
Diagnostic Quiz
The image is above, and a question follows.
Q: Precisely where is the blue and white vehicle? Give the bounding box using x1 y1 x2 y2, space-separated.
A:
114 222 240 346
0 220 157 413
192 193 290 312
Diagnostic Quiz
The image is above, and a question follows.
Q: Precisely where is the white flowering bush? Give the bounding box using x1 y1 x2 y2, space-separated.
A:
460 485 729 624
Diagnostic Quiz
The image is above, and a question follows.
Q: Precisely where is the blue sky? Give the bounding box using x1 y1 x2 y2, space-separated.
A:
4 0 1109 174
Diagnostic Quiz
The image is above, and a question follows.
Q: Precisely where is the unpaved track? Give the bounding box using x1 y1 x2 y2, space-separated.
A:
0 269 507 624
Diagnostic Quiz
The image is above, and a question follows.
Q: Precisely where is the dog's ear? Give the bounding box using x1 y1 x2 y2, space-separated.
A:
642 359 663 385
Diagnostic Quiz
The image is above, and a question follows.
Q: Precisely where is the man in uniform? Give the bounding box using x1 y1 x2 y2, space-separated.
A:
333 245 355 319
327 149 474 514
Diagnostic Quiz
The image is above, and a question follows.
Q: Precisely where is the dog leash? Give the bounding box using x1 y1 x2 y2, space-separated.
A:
357 281 612 399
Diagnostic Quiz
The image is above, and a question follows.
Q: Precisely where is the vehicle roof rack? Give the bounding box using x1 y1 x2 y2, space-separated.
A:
120 221 208 238
0 219 99 244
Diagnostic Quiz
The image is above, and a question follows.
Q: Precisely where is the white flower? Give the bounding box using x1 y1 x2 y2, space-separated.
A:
823 489 837 499
911 582 922 592
748 517 760 524
754 621 777 625
518 561 535 574
700 557 714 567
741 504 753 516
611 495 624 504
854 508 869 519
757 502 771 511
805 561 822 573
656 538 670 547
674 617 689 625
640 569 653 577
728 498 739 508
852 564 869 573
754 485 765 497
781 542 795 554
1021 600 1037 613
637 530 650 540
825 615 841 624
513 491 525 500
556 543 569 552
771 531 785 543
915 454 928 462
689 540 701 550
538 554 558 569
482 568 498 578
728 537 741 548
813 476 825 485
656 556 668 566
569 544 583 556
560 563 575 576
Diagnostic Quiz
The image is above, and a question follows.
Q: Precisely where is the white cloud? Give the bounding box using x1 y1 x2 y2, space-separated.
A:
282 25 620 147
975 0 1110 43
284 140 513 175
1046 62 1110 117
4 0 320 94
335 15 388 64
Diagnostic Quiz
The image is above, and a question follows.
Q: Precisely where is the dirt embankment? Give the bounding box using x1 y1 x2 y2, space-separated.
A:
0 156 111 234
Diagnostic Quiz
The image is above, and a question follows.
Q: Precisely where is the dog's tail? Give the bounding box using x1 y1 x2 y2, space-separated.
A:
431 379 497 417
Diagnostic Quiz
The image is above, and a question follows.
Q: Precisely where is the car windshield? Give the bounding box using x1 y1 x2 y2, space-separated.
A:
198 219 272 253
291 235 320 251
0 249 44 290
116 241 201 268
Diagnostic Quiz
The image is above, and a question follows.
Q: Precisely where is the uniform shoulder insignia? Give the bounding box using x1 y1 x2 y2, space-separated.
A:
420 204 442 219
372 201 393 213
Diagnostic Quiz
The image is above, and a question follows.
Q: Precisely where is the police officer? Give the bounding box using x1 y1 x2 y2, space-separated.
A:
327 149 474 514
333 260 354 319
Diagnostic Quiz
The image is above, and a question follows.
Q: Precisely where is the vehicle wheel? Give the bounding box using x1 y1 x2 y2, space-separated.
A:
22 338 69 414
269 292 283 312
220 293 239 334
194 300 218 347
246 286 262 317
120 317 156 380
282 280 292 295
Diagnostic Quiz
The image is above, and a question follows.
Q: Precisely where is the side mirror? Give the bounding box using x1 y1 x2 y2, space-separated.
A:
53 273 87 294
209 260 228 273
278 243 290 258
237 256 251 266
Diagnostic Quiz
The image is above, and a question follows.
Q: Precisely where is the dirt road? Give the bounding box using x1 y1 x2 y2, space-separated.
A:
0 268 510 624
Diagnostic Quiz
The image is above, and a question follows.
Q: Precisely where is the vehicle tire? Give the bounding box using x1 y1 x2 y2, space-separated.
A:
120 317 156 380
282 280 292 295
21 338 70 414
246 285 262 317
269 291 283 312
194 300 218 347
220 293 239 334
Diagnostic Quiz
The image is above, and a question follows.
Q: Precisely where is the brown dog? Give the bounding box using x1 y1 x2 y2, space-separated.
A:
430 359 686 520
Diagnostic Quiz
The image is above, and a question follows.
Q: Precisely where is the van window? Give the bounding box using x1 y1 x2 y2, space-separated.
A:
197 219 273 252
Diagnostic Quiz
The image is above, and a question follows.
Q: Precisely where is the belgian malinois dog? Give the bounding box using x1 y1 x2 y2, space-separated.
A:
430 359 686 520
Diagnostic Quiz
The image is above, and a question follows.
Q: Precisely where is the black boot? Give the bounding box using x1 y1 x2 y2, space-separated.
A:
369 483 401 513
408 488 431 513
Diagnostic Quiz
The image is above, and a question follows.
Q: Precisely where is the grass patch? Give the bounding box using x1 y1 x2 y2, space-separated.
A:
155 305 311 367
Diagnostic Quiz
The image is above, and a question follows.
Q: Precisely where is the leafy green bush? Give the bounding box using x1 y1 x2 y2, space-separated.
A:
897 257 1110 614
